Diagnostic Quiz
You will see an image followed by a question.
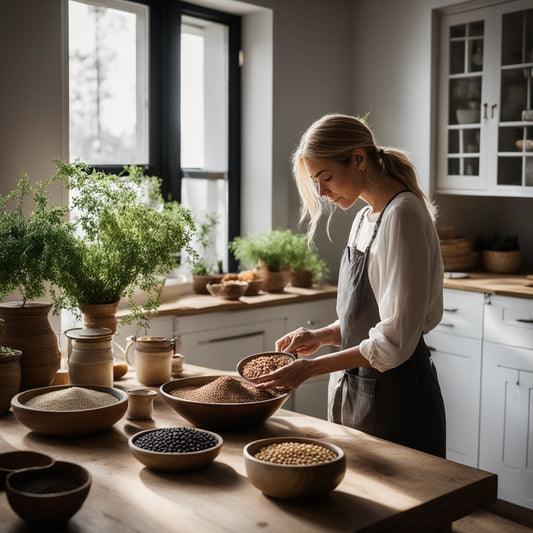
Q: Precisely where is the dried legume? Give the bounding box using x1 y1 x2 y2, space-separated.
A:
25 387 118 411
170 376 276 403
253 441 338 465
134 427 219 453
242 354 293 380
12 476 81 494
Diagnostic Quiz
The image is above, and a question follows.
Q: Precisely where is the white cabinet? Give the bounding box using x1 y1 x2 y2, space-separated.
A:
437 0 533 196
479 294 533 510
424 289 484 467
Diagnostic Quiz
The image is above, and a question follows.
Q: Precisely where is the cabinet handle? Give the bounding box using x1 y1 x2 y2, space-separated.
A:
516 318 533 324
483 102 488 119
491 103 497 119
439 321 454 328
197 330 265 345
427 345 436 352
443 308 458 313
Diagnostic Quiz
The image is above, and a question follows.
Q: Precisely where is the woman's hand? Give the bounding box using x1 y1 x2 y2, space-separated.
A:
275 327 323 356
252 357 314 391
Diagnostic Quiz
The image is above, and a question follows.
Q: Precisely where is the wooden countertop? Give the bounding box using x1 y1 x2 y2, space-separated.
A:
118 285 338 318
443 271 533 299
0 365 497 532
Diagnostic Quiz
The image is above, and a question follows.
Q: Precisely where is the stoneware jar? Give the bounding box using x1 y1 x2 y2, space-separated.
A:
66 328 114 388
0 350 22 414
125 336 175 386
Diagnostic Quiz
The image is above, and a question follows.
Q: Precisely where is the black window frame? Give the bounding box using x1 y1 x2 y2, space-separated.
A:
78 0 241 271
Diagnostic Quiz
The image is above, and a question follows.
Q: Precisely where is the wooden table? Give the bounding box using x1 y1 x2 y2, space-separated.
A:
0 366 497 532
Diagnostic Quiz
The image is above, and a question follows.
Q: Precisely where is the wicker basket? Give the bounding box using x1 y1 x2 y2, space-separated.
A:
442 252 478 272
480 250 522 273
439 238 473 257
437 227 455 240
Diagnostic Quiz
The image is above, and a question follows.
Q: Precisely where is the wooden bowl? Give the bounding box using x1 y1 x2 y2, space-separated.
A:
6 461 91 527
160 376 290 430
0 451 54 490
243 437 346 499
11 385 128 437
128 427 223 471
206 281 249 300
243 278 265 296
236 351 297 384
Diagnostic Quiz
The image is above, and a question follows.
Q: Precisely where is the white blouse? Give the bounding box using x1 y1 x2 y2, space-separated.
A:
345 192 443 372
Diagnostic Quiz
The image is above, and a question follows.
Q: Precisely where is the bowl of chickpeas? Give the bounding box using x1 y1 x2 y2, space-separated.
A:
243 437 346 499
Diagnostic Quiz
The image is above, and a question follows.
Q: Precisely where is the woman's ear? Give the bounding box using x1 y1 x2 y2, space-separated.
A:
352 149 366 172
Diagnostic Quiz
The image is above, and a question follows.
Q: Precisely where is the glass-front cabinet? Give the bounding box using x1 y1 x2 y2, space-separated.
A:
437 0 533 196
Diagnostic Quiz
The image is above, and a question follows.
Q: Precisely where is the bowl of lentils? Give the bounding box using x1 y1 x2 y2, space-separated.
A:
11 385 128 437
129 426 223 471
237 351 296 384
243 437 346 499
160 375 290 430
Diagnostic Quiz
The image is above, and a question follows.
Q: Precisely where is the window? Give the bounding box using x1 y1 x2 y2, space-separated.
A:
68 0 241 271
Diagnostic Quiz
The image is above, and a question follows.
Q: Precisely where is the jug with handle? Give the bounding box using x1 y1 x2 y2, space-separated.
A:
65 327 115 387
125 336 176 385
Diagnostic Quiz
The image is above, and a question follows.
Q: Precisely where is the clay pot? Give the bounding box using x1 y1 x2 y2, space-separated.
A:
192 274 224 294
0 350 22 414
290 269 314 288
81 301 120 334
0 303 60 391
256 264 292 293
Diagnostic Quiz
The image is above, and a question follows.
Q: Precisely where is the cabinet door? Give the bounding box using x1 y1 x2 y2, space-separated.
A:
437 8 492 192
177 319 286 371
434 289 484 339
479 341 533 510
290 375 329 421
425 330 482 467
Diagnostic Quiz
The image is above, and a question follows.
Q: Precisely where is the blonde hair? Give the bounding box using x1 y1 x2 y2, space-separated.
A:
292 113 437 241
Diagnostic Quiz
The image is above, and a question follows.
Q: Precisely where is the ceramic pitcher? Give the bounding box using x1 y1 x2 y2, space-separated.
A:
125 336 176 385
65 327 114 387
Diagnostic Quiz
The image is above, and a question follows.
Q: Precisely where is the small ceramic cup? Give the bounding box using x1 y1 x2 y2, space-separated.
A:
126 389 157 420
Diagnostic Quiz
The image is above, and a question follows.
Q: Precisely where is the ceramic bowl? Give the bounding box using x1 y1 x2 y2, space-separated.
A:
6 460 91 527
160 375 290 430
236 351 297 384
128 427 223 471
11 384 128 437
0 451 54 490
206 281 249 300
243 437 346 499
243 278 265 296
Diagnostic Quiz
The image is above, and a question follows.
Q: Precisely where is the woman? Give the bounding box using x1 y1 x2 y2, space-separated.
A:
253 113 446 457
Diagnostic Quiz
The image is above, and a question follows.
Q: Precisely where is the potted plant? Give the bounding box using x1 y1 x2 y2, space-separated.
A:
187 211 224 294
477 233 522 273
0 175 74 389
51 160 196 330
289 233 330 288
229 229 295 292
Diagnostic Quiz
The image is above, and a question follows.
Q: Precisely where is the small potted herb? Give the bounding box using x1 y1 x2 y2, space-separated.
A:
289 233 330 288
229 229 295 292
477 233 522 273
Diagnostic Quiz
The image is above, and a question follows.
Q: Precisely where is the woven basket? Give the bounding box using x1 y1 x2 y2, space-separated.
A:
480 250 522 273
437 227 455 240
442 252 478 272
439 238 473 257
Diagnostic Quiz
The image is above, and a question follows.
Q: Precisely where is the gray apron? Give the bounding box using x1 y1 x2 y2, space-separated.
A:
328 191 446 457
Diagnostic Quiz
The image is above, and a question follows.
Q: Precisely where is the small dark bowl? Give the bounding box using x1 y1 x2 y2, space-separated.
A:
6 461 91 527
206 281 249 300
243 278 265 296
160 375 290 430
0 451 55 490
236 351 297 384
129 427 223 471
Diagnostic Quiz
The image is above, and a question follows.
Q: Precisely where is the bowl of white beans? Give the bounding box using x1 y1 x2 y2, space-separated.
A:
243 436 346 499
11 385 128 437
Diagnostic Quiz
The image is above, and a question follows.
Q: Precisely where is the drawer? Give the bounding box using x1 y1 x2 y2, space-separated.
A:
432 289 484 340
484 295 533 350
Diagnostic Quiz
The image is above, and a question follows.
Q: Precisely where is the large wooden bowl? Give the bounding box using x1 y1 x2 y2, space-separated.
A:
160 376 290 430
243 437 346 499
11 385 128 437
128 427 223 471
6 461 91 527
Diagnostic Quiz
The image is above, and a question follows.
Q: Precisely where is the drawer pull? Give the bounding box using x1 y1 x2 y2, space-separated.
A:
439 321 454 328
427 345 436 352
443 308 458 313
516 318 533 324
198 330 264 345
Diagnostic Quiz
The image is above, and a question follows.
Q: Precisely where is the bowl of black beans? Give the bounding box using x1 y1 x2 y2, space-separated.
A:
128 426 223 471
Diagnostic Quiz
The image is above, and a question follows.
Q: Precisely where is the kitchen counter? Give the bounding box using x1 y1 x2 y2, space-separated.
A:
0 365 497 532
443 271 533 299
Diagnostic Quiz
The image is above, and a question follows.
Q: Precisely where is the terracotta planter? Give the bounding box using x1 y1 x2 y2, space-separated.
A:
290 269 314 288
81 301 120 334
480 250 522 274
0 303 60 391
192 274 224 295
0 350 22 414
256 265 292 293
